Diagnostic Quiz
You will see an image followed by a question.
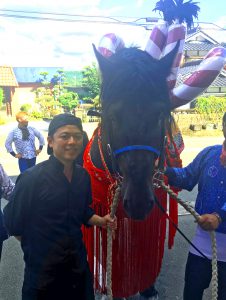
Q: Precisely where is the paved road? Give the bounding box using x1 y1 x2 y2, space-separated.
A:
0 121 222 299
0 214 211 300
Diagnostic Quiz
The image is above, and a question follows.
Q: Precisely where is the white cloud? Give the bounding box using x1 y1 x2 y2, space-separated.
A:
0 3 150 69
215 16 226 28
0 1 164 68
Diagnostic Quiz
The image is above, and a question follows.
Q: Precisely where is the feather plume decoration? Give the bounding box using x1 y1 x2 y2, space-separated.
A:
153 0 200 28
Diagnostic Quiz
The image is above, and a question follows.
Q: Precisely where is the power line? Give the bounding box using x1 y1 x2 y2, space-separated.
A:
0 8 126 22
0 8 225 30
0 12 151 28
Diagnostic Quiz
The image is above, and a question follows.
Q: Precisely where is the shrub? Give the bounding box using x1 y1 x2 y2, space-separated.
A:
0 88 4 108
20 103 32 113
30 111 44 119
195 96 226 122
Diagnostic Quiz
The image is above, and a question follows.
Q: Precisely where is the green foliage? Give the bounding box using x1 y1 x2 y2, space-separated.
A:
81 63 101 99
30 111 44 119
195 95 226 122
0 88 4 108
93 95 100 108
58 92 79 111
39 72 50 87
20 103 32 113
35 94 61 118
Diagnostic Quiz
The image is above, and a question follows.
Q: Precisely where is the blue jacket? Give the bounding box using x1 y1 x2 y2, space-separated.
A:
165 145 226 234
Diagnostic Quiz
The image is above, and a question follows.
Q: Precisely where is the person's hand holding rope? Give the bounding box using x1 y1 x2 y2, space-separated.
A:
197 213 222 231
102 214 117 239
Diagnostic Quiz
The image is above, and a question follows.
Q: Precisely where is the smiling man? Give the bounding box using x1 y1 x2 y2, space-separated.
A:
3 113 116 300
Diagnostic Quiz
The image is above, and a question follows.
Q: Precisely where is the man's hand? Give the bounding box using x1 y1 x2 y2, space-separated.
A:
102 214 117 229
197 214 220 231
15 153 22 159
102 214 117 239
35 149 41 156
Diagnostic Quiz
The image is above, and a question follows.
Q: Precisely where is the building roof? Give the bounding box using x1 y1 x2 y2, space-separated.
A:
186 25 226 44
13 67 83 87
13 67 62 83
184 42 218 51
177 64 226 87
178 25 226 91
0 66 18 87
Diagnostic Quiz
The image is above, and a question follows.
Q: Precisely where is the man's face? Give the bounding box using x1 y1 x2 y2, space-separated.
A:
18 115 28 127
47 125 83 164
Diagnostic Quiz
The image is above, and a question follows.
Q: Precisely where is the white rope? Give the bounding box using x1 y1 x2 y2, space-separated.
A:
106 185 121 300
105 180 218 300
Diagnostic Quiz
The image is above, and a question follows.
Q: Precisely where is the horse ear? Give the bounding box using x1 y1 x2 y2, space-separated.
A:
92 44 114 78
159 41 180 76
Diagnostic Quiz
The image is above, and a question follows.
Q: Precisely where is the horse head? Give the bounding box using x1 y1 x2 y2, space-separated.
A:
93 45 178 220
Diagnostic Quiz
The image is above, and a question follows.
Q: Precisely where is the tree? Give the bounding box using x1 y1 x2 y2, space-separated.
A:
35 70 80 117
0 88 4 108
58 92 79 112
195 95 226 123
81 63 101 100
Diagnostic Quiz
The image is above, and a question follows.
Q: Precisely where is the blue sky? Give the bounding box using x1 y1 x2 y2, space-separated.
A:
0 0 225 68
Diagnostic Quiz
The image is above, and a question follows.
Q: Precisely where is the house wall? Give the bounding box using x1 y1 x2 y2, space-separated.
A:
12 86 37 114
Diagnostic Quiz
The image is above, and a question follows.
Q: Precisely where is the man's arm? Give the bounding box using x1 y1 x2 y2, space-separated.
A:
5 131 14 154
0 164 15 200
3 171 35 236
165 147 211 191
33 127 45 147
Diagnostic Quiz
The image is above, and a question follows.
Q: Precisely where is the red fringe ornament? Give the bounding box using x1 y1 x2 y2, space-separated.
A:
83 128 182 297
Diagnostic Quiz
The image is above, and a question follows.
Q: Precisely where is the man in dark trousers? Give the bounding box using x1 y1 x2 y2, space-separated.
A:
4 113 116 300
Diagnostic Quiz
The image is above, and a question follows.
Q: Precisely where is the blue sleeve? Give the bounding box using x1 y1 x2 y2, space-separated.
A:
165 147 212 191
217 202 226 223
32 127 45 146
5 131 14 153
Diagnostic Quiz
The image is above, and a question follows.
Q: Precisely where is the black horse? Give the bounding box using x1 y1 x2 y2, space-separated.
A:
82 44 180 299
90 45 178 220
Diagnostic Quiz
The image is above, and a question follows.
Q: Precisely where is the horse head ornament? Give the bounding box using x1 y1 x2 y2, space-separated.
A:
93 41 181 219
92 2 226 220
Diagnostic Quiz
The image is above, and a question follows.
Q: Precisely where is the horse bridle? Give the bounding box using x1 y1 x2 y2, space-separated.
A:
99 115 208 260
107 114 166 169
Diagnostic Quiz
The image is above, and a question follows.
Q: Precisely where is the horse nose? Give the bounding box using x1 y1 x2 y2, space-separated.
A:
122 181 155 220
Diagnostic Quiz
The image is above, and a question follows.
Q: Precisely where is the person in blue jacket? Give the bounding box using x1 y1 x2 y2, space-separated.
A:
0 164 14 260
3 113 116 300
165 112 226 300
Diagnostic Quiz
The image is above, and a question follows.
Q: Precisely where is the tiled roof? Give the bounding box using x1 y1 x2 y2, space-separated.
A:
0 66 18 87
186 26 225 44
177 64 226 87
13 67 62 83
184 43 218 51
